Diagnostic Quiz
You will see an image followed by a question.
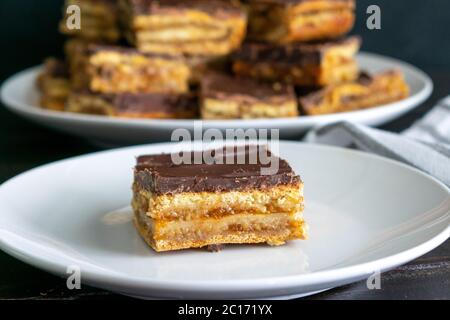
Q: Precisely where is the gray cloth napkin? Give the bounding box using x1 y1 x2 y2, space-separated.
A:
304 97 450 187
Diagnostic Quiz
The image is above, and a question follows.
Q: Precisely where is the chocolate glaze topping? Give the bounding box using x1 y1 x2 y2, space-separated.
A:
108 93 197 113
134 146 301 195
233 36 361 66
202 73 295 104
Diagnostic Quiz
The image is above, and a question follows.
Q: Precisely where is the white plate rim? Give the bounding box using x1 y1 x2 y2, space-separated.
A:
0 52 433 130
0 141 448 296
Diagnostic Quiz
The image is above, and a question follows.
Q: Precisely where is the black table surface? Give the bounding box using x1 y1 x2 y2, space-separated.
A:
0 70 449 300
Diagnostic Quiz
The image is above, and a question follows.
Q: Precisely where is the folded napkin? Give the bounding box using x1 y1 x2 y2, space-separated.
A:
304 97 450 187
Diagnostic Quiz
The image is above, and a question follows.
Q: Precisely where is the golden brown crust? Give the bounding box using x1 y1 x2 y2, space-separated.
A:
247 0 355 43
120 0 247 56
201 98 299 119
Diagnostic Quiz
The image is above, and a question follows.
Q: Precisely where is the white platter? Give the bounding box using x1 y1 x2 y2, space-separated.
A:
1 53 433 145
0 141 448 299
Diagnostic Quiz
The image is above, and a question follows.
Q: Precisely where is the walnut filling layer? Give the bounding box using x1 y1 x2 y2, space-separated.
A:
133 184 304 221
87 51 190 93
201 99 299 119
134 209 307 252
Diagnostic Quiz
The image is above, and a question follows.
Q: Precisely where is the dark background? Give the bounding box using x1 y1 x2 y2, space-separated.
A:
0 0 449 84
0 0 449 300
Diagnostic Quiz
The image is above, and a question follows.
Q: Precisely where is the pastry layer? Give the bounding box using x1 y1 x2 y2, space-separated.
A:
246 0 355 43
202 99 299 119
201 73 298 119
134 209 307 252
232 36 360 86
119 0 247 56
37 58 71 111
300 70 410 115
86 45 191 93
59 0 120 42
66 91 198 118
133 183 304 221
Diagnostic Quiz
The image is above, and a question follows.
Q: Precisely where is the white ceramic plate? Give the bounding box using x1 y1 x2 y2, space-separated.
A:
1 53 432 146
0 141 448 299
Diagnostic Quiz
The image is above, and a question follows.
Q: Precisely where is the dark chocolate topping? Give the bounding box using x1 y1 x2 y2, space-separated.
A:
233 36 361 66
78 91 197 113
134 145 301 194
113 93 197 113
202 73 295 104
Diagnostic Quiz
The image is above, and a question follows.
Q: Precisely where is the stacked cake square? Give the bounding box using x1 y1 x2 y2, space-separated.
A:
38 0 409 119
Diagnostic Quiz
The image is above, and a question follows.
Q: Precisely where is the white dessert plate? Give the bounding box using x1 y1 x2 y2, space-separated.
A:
1 53 433 146
0 141 449 299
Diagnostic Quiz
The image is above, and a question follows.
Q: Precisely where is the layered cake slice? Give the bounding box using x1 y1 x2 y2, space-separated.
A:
65 39 92 90
132 146 307 252
59 0 121 42
200 73 298 119
37 58 71 111
232 36 361 86
119 0 247 56
65 40 222 91
245 0 355 43
299 70 410 115
66 91 198 118
83 45 191 93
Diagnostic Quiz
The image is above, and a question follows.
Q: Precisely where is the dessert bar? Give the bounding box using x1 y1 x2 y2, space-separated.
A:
300 70 410 115
201 73 298 119
66 91 198 118
232 36 360 86
132 146 307 252
119 0 247 56
65 39 221 91
246 0 355 43
83 45 191 93
37 58 71 111
65 39 92 90
60 0 121 42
